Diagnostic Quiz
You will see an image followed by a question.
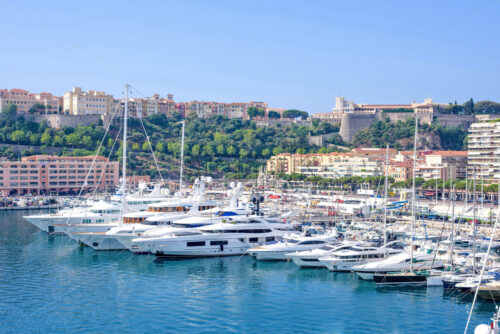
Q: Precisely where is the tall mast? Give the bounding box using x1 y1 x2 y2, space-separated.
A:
383 144 389 247
410 116 418 273
473 164 477 274
122 84 129 220
179 120 185 197
449 185 456 268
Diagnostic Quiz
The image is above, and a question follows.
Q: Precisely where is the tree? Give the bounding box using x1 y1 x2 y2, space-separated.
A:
239 148 249 159
268 111 281 119
464 98 474 115
261 148 271 158
10 130 25 144
2 103 17 118
82 135 93 149
65 133 80 148
40 131 52 146
247 107 265 119
475 100 500 114
53 135 63 147
191 144 201 157
283 109 308 120
216 144 225 156
226 145 236 156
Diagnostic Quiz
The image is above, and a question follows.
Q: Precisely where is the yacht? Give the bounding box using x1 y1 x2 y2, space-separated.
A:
352 252 445 280
288 242 356 268
130 216 286 258
247 232 339 261
318 241 404 272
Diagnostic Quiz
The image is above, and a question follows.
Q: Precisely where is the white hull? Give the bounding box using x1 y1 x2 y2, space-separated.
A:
291 256 325 268
76 233 127 251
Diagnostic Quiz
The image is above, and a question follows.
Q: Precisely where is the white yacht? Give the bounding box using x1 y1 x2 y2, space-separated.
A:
130 216 286 257
288 242 357 268
318 241 404 272
352 252 445 280
247 232 339 261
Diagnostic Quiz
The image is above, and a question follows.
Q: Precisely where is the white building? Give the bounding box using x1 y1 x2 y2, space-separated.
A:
63 87 114 115
467 120 500 180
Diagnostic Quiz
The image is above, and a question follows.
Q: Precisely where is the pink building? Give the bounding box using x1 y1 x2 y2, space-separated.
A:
0 155 119 196
0 88 62 114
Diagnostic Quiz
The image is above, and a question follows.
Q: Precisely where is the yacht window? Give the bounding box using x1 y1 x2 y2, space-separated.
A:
187 241 205 247
248 220 261 224
210 241 228 246
249 238 258 243
266 237 275 242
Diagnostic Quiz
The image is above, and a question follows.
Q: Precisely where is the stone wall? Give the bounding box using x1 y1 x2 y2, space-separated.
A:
339 113 377 142
381 112 433 125
436 114 475 130
32 114 102 129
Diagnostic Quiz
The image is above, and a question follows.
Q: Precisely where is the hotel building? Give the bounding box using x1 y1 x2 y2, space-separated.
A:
0 155 119 196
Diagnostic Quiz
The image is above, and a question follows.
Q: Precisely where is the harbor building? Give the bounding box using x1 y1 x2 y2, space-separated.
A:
414 151 468 181
467 120 500 180
0 89 62 114
0 155 119 196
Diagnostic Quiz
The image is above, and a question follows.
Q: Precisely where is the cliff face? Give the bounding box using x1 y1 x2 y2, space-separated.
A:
383 131 442 150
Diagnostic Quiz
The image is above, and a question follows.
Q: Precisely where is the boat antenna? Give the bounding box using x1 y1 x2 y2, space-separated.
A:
410 116 418 273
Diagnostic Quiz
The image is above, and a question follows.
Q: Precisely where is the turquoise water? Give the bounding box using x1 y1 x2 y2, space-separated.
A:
0 210 495 333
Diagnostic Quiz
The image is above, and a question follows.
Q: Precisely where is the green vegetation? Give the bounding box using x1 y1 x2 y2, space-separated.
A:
440 98 500 115
352 118 467 151
282 109 308 120
0 109 345 180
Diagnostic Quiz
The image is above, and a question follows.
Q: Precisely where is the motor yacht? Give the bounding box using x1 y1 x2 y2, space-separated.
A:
130 216 287 258
352 252 445 280
248 231 339 261
318 241 404 272
288 242 356 268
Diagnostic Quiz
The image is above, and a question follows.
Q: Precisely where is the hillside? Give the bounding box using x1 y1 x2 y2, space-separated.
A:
352 118 467 151
0 113 344 180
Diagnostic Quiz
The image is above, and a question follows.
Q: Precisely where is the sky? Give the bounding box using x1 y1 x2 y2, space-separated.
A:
1 0 499 114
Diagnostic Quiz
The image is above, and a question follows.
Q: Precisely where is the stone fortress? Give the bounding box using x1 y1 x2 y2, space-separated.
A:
312 97 480 142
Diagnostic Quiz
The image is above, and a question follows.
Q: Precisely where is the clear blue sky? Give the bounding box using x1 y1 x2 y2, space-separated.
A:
1 0 499 114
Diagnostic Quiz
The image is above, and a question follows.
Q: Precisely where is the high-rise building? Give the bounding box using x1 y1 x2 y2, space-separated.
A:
0 155 119 196
467 120 500 181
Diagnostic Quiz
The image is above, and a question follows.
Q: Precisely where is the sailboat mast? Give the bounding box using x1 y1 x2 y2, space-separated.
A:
473 164 477 274
179 120 185 197
383 144 389 247
122 84 129 219
450 185 456 268
410 117 418 273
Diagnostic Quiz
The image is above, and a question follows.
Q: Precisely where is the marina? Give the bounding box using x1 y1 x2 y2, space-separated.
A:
0 209 497 333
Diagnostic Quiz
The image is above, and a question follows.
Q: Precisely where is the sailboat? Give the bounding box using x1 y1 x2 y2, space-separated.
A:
373 116 436 286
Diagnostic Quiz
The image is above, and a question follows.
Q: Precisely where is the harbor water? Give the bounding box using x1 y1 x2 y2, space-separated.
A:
0 210 495 333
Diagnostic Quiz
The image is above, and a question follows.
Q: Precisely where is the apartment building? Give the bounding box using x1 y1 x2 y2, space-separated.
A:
467 120 500 180
0 89 62 114
266 151 384 178
63 87 114 115
0 155 119 196
415 151 468 181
